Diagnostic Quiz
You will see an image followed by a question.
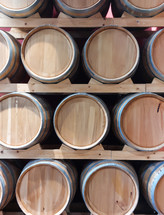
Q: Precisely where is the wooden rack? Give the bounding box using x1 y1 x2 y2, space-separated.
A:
0 15 163 214
1 78 164 94
0 17 164 28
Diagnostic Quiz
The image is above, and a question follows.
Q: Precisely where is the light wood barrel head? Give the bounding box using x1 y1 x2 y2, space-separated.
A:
84 27 139 83
62 0 100 9
16 164 69 215
152 30 164 76
0 33 9 72
0 94 41 148
54 94 109 149
0 0 35 9
154 175 164 214
84 167 137 215
22 25 75 83
128 0 164 9
121 95 164 149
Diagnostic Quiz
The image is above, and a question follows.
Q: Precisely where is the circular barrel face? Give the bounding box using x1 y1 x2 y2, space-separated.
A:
151 30 164 77
16 164 69 215
121 95 164 149
84 167 137 215
84 27 139 83
0 94 42 148
128 0 164 9
22 26 75 83
0 0 35 9
155 176 164 214
0 33 9 72
61 0 100 9
54 94 109 149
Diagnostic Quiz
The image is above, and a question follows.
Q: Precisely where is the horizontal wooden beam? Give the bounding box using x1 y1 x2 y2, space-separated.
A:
0 17 163 28
0 149 163 160
1 81 164 94
0 83 145 94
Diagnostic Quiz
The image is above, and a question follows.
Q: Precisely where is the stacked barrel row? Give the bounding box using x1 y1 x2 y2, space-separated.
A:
1 159 164 215
1 25 164 84
0 1 163 18
0 92 164 151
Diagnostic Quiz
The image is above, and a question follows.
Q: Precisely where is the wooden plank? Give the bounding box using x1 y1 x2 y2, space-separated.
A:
0 83 146 94
112 151 164 161
0 149 112 160
146 79 164 93
0 18 163 28
0 149 163 160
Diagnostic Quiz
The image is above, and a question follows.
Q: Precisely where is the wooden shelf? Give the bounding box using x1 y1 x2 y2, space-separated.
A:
1 82 164 93
0 83 145 94
0 17 164 29
0 147 163 161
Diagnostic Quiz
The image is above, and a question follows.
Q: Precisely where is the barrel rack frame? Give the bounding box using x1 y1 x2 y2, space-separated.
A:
0 13 164 215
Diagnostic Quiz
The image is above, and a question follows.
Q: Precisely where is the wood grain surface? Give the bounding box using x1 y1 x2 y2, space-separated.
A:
0 93 51 149
122 96 164 149
24 29 72 78
22 25 79 83
17 165 68 215
81 161 139 215
54 94 109 149
128 0 164 9
83 26 139 83
85 167 136 215
0 96 41 147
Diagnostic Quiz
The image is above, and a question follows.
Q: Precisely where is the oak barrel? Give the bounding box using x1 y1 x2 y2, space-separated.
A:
83 26 140 84
0 160 20 209
81 160 139 215
113 93 164 151
16 159 77 215
143 28 164 82
0 30 24 82
0 92 51 149
53 93 110 150
21 25 79 83
112 0 164 17
140 162 164 214
0 0 52 18
53 0 110 18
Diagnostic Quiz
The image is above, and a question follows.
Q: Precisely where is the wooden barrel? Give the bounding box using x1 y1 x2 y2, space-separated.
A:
0 92 51 149
16 159 77 215
53 93 110 150
53 0 110 18
0 0 52 18
140 162 164 214
143 29 164 82
21 25 79 84
112 0 164 17
0 160 20 209
0 30 25 83
82 26 140 84
113 93 164 151
81 160 139 215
